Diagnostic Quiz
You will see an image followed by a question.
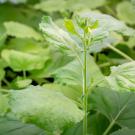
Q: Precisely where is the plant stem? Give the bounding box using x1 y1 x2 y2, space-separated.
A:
23 70 26 79
103 120 115 135
83 45 87 135
3 79 10 87
108 45 133 61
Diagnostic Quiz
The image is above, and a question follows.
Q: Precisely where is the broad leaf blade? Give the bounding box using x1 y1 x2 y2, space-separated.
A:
90 87 135 129
1 49 48 71
53 55 107 87
39 16 79 51
116 1 135 25
0 94 9 116
8 86 84 134
4 21 42 40
79 11 135 52
111 128 135 135
0 117 46 135
106 61 135 91
43 83 82 103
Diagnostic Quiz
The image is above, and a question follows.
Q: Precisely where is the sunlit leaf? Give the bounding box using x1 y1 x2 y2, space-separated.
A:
11 76 32 89
64 19 77 34
39 16 79 51
79 11 135 52
0 94 9 116
1 49 48 71
9 86 84 134
0 68 5 81
4 21 42 40
53 55 107 87
43 83 82 103
34 0 106 12
106 61 135 91
117 1 135 25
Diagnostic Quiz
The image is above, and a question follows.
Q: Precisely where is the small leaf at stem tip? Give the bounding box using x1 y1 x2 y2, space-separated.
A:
64 19 77 34
84 26 91 34
90 20 99 29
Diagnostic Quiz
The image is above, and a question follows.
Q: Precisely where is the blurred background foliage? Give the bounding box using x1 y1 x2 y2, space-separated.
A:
0 0 135 88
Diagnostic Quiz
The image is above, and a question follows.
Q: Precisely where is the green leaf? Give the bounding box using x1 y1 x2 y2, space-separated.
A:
90 20 99 29
0 94 9 116
116 1 135 25
78 11 135 51
9 86 84 134
0 117 46 135
63 113 109 135
79 11 135 36
11 76 32 89
30 48 73 79
111 128 135 135
39 16 79 51
106 61 135 91
34 0 106 12
127 37 135 48
1 49 48 71
53 55 107 87
4 21 42 40
64 19 77 34
0 4 43 30
76 11 135 53
34 0 66 12
5 38 49 54
43 83 82 103
90 87 135 129
0 68 5 81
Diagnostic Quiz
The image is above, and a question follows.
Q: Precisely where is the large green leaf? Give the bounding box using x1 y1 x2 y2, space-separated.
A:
11 76 32 89
34 0 66 12
1 49 48 71
40 14 135 54
0 94 9 116
0 117 46 135
39 16 79 52
30 48 73 79
0 68 5 81
106 61 135 91
90 87 135 129
5 38 49 54
79 11 135 36
79 11 135 53
8 86 84 134
63 113 109 135
4 21 42 40
53 55 107 87
43 83 82 103
116 1 135 25
111 128 135 135
0 4 43 32
34 0 106 12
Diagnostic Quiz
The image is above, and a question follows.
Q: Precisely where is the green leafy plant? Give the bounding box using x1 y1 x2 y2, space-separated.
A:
40 16 99 135
39 12 135 134
0 1 135 135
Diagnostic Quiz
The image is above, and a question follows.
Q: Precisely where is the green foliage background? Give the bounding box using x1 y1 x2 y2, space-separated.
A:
0 0 135 135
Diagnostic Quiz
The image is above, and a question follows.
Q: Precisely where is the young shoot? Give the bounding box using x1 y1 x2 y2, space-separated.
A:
64 16 99 135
